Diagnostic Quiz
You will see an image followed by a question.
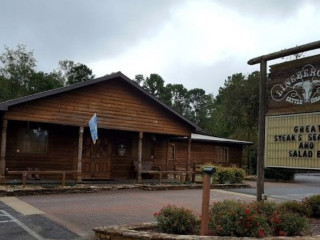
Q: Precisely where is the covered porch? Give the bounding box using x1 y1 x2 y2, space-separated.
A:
0 120 192 184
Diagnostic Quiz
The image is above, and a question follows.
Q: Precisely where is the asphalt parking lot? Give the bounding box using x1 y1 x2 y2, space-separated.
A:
227 173 320 202
1 188 255 239
0 199 79 240
0 173 319 239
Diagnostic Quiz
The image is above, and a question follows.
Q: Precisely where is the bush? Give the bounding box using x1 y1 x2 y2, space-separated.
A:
154 205 200 235
231 167 246 183
209 200 270 238
154 200 312 238
280 201 311 217
200 164 246 184
209 200 310 238
303 194 320 218
271 211 309 236
250 201 279 224
215 167 232 184
264 168 295 181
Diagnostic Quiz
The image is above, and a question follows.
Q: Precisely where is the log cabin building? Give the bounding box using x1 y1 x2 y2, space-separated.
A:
169 133 251 170
0 72 251 183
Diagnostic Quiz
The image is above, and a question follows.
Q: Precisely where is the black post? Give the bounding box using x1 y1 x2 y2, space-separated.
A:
257 60 267 201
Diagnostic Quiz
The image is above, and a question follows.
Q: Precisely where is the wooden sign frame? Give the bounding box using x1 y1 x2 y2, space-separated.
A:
248 40 320 201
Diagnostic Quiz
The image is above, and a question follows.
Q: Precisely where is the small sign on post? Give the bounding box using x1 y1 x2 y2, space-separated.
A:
89 113 98 144
200 166 216 235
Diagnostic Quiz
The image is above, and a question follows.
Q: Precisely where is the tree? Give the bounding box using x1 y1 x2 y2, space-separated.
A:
187 88 210 125
134 74 171 105
0 76 14 102
209 72 259 140
59 60 95 85
143 74 165 98
0 45 97 102
207 72 259 174
0 44 37 98
166 84 189 115
133 73 217 132
134 74 144 86
27 71 64 94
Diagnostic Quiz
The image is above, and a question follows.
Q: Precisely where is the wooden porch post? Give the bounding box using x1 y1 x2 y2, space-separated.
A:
0 119 8 177
186 135 191 181
137 132 143 183
77 126 84 183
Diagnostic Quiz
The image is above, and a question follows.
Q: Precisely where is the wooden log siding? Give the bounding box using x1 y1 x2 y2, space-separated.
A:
5 122 77 174
173 141 243 167
0 120 7 176
3 80 191 136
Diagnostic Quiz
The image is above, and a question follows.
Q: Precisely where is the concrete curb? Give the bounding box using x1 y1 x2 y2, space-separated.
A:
0 183 251 196
139 183 251 191
93 222 320 240
0 185 139 196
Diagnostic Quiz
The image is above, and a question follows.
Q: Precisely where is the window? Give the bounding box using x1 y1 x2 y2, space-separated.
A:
216 146 229 162
168 144 175 160
17 128 48 153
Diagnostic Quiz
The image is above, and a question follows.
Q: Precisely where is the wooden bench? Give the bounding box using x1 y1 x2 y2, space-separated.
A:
191 162 203 183
145 170 195 184
133 161 195 183
7 170 79 188
132 161 161 178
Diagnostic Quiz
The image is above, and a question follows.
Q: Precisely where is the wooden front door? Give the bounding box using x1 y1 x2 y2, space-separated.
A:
82 134 111 179
166 143 176 170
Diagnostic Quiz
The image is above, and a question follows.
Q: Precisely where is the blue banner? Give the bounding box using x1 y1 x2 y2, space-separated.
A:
89 113 98 144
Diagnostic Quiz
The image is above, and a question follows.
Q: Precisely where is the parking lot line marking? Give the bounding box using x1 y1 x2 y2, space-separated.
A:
0 220 15 223
212 189 256 198
212 190 278 201
0 210 45 240
0 197 44 215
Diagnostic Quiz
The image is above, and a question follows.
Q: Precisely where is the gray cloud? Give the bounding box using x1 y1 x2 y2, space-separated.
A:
215 0 319 18
1 0 320 97
162 56 259 96
0 0 181 71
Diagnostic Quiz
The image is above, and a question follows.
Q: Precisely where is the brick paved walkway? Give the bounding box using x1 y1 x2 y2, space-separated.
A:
18 188 255 239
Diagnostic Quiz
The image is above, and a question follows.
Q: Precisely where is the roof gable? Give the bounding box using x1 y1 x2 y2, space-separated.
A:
0 72 200 132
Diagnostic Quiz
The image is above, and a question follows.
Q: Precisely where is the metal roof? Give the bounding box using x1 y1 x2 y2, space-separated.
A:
173 133 252 145
0 71 200 131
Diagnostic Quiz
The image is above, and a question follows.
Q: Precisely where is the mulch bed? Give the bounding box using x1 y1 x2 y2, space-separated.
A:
310 218 320 235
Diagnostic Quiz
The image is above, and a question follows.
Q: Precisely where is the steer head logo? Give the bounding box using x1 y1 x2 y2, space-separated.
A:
293 79 320 103
271 64 320 104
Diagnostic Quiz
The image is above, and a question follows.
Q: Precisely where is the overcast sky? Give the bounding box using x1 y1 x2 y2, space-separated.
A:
1 0 320 95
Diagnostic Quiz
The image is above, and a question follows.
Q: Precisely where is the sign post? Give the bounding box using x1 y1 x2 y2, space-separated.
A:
200 166 216 235
256 60 267 201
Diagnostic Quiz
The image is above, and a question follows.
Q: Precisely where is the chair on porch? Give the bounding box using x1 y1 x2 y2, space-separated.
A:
132 161 161 179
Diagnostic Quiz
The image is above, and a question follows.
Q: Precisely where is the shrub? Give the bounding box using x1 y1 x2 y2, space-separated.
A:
154 205 200 235
200 164 246 184
231 167 246 183
215 167 232 184
303 194 320 218
271 211 309 236
280 200 311 217
154 200 311 238
250 201 279 224
209 200 270 238
264 168 295 181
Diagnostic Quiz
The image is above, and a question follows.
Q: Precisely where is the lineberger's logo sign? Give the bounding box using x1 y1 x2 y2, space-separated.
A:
271 64 320 105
